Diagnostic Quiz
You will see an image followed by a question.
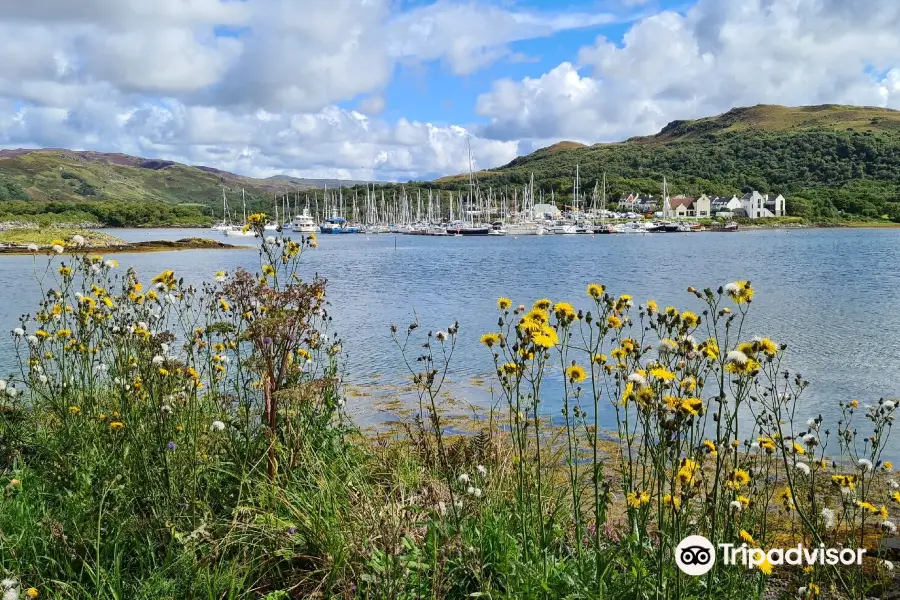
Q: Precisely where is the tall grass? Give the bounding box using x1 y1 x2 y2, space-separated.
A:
0 225 897 599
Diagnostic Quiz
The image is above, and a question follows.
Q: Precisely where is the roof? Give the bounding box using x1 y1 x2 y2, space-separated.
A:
668 196 695 209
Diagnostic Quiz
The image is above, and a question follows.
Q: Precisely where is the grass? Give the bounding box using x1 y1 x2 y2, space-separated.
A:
0 227 897 599
0 228 123 247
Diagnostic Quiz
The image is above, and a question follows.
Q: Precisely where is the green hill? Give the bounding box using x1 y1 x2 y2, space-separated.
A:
434 104 900 221
0 149 318 227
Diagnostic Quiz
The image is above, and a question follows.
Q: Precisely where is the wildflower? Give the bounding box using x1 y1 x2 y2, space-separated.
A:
480 333 501 348
109 421 124 431
626 490 651 508
795 462 811 475
476 465 487 477
620 382 634 406
466 486 475 495
533 298 552 311
52 244 64 254
473 488 482 498
497 297 512 310
458 473 470 484
726 350 748 365
880 505 890 520
791 442 806 455
857 458 874 472
657 338 678 354
755 337 778 356
566 364 587 383
848 400 859 409
884 559 895 571
435 330 448 342
680 311 699 328
882 520 897 534
12 327 24 337
592 353 607 365
70 234 85 246
856 500 878 514
531 326 558 349
166 441 177 451
724 280 754 304
219 298 230 312
262 264 276 277
1 579 17 590
725 469 751 490
606 315 623 329
649 366 675 381
729 500 743 512
664 494 682 510
740 529 756 544
105 259 118 268
553 302 577 322
677 459 699 485
702 440 717 456
646 299 658 314
586 283 604 300
756 554 773 575
884 461 894 472
700 339 719 360
679 397 703 417
25 589 37 599
735 495 751 509
215 271 227 283
68 405 80 415
265 235 277 245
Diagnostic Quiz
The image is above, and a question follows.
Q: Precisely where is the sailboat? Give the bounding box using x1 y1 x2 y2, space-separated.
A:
446 138 491 236
224 189 258 237
211 188 232 231
593 173 617 234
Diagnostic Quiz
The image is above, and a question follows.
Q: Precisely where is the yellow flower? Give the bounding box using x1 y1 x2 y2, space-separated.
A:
296 348 311 361
57 329 72 338
663 493 681 510
500 362 523 377
856 500 878 514
849 400 859 408
50 239 65 247
725 280 755 304
702 439 717 456
262 264 276 277
792 442 806 455
532 326 558 349
757 337 778 356
725 469 751 490
665 306 678 317
553 302 577 321
740 529 756 545
880 505 889 520
69 406 81 415
756 555 773 576
58 265 72 276
679 397 703 417
25 588 38 599
586 283 604 300
680 376 697 392
736 495 751 508
620 382 634 406
677 459 699 485
566 364 587 383
626 490 651 508
497 297 512 310
892 491 900 503
480 332 501 348
109 421 125 431
592 353 607 365
607 315 623 329
700 339 719 360
649 366 675 381
680 311 699 328
533 298 552 311
646 299 658 314
219 298 231 312
831 474 857 490
103 297 115 309
884 461 894 472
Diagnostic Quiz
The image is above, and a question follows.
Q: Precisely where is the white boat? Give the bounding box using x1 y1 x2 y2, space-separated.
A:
212 188 232 231
506 222 546 236
291 207 318 233
621 222 649 234
224 189 257 237
551 221 578 235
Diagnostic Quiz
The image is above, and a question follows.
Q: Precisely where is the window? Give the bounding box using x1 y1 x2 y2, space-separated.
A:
699 211 707 216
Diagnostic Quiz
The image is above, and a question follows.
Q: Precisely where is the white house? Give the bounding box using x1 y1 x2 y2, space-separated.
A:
710 195 742 216
740 191 785 218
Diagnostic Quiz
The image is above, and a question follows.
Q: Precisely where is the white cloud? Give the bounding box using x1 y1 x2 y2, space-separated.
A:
0 0 611 179
475 0 900 143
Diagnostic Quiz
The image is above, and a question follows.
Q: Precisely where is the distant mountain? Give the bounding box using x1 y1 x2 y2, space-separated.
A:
435 104 900 221
266 175 372 189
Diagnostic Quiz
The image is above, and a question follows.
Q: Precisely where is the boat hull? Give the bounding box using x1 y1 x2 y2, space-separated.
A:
446 227 492 236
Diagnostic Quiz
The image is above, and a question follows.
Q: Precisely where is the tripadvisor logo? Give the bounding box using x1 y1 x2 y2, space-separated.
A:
675 535 866 576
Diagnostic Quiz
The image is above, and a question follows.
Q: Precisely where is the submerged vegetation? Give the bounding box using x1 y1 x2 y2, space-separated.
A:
0 219 898 598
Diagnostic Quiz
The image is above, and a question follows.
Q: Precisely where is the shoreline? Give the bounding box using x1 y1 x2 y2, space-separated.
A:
0 237 252 255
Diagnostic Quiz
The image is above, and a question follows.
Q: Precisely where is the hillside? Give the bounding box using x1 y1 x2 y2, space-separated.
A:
433 104 900 221
0 149 318 227
267 175 371 188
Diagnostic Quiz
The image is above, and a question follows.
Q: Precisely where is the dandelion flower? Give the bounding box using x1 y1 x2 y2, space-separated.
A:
884 461 894 472
726 350 748 365
627 372 647 387
25 589 37 599
1 578 17 590
497 297 512 310
586 283 604 300
566 364 587 383
858 458 873 472
646 299 658 314
219 298 231 312
211 420 226 432
680 311 699 328
657 338 677 354
725 469 751 490
724 280 754 304
649 366 675 381
435 330 448 342
52 244 64 254
109 421 124 431
215 271 227 283
739 529 755 544
606 315 623 329
480 332 501 348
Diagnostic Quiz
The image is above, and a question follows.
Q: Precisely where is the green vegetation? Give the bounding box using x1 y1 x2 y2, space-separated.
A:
0 227 896 598
0 150 317 227
424 104 900 223
0 229 122 247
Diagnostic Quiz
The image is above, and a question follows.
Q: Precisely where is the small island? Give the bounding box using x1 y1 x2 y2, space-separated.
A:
0 229 250 254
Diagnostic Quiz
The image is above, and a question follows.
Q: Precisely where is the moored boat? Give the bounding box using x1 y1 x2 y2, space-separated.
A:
291 208 318 233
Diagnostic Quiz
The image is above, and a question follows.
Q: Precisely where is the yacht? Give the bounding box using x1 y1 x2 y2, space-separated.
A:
291 208 318 233
551 221 578 235
488 221 508 236
319 216 359 234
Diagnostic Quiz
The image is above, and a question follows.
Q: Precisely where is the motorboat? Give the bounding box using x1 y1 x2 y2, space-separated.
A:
320 217 359 234
291 208 318 233
550 221 578 235
488 221 507 236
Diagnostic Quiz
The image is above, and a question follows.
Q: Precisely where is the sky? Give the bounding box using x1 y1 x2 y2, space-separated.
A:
0 0 899 182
